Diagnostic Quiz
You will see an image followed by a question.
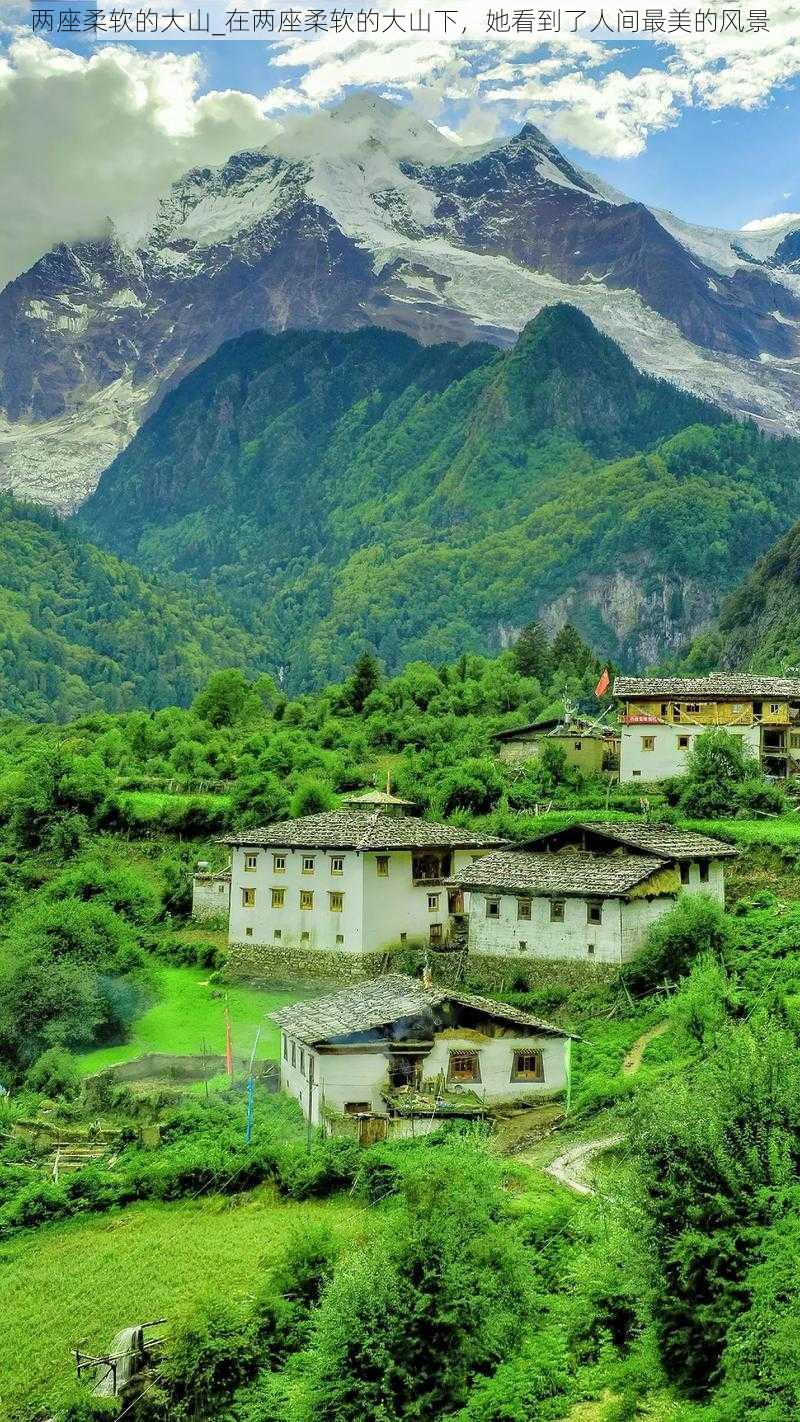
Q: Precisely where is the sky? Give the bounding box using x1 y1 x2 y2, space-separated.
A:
1 1 799 290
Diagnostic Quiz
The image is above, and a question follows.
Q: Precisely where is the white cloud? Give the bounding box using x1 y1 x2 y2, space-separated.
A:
0 36 277 290
741 211 800 231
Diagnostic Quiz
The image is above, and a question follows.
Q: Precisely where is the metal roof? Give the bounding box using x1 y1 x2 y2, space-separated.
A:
219 810 506 851
270 973 569 1046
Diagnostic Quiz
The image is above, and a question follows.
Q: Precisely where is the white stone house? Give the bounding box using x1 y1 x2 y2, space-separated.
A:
521 821 737 908
452 851 691 966
218 811 505 961
271 973 571 1131
191 864 231 920
615 674 800 783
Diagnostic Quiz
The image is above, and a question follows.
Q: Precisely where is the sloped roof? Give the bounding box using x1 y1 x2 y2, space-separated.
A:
270 973 569 1045
524 821 738 861
491 717 613 741
451 850 667 897
614 675 800 699
342 789 416 806
219 811 505 851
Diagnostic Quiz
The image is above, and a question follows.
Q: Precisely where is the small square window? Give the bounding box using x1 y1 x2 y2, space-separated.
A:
587 900 602 925
376 855 389 877
300 890 314 910
517 898 531 921
486 899 500 919
511 1049 543 1083
400 932 407 943
329 891 344 912
330 856 344 875
678 735 690 750
699 861 709 883
448 1050 481 1083
770 703 781 715
336 933 344 944
518 940 527 950
244 853 258 872
273 929 282 941
245 926 253 937
587 944 596 957
302 856 315 874
574 740 582 750
642 736 655 752
242 887 256 909
632 769 642 778
660 703 668 717
428 893 440 912
273 854 286 873
550 900 565 923
685 702 700 714
301 931 310 942
271 887 285 908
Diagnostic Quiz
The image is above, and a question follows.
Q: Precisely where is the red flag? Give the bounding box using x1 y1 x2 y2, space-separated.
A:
225 1006 234 1078
594 667 610 698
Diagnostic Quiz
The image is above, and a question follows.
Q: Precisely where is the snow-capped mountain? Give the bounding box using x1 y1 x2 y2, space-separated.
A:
2 92 800 512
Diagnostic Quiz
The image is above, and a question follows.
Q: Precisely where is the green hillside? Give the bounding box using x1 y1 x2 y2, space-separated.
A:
78 305 800 689
697 519 800 672
0 496 273 719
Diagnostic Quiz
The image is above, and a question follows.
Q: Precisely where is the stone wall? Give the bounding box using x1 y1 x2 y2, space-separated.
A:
226 940 390 987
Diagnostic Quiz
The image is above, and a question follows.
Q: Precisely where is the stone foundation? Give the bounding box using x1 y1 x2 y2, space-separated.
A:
225 941 390 987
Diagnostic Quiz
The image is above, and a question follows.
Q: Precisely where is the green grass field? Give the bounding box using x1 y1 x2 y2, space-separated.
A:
118 788 231 815
1 1192 369 1415
76 965 301 1075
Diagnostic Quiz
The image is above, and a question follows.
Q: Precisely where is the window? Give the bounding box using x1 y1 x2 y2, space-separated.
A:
376 855 389 877
400 932 407 943
678 735 690 750
791 733 800 749
587 944 595 957
486 898 500 919
291 1041 296 1068
587 900 602 925
680 862 690 885
301 931 310 942
550 900 565 923
632 769 641 778
271 887 285 909
330 856 344 875
770 703 781 715
699 861 709 883
336 933 344 944
574 740 582 750
753 701 763 717
517 898 532 921
273 929 281 941
302 856 315 874
218 884 226 894
242 887 256 909
345 1101 370 1115
447 1050 481 1083
430 922 443 944
660 703 668 718
428 893 440 912
300 1049 305 1076
329 891 344 912
684 702 700 714
518 940 527 951
283 1035 287 1061
511 1049 544 1083
244 853 258 872
273 854 286 873
300 890 314 910
641 736 655 752
245 927 252 937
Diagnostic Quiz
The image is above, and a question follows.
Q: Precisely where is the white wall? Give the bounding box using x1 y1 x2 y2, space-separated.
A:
467 890 626 964
229 846 364 953
192 875 230 920
620 722 760 783
360 847 484 951
423 1032 568 1099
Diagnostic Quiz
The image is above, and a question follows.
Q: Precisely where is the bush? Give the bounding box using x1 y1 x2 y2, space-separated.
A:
25 1046 81 1099
622 894 731 994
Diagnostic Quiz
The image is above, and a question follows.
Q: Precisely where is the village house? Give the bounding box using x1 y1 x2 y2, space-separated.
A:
615 674 800 782
219 810 505 961
451 850 693 965
491 715 619 776
271 973 571 1137
191 862 231 921
521 821 737 908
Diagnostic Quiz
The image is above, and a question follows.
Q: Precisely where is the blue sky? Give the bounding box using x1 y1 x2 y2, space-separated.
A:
1 6 799 289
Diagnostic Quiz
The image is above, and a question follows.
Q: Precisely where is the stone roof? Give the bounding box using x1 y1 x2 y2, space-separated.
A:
525 821 739 861
451 850 666 897
341 789 416 806
491 717 613 741
270 973 569 1045
614 674 800 699
219 810 505 851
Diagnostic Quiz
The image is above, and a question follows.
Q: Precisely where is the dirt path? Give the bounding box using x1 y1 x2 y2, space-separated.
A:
545 1134 624 1196
622 1022 668 1076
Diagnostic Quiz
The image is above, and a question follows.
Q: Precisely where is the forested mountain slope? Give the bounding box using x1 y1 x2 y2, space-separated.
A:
0 496 271 719
701 521 800 673
79 306 800 687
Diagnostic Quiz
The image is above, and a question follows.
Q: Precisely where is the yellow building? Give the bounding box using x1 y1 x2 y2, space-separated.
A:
614 675 800 782
491 717 619 776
